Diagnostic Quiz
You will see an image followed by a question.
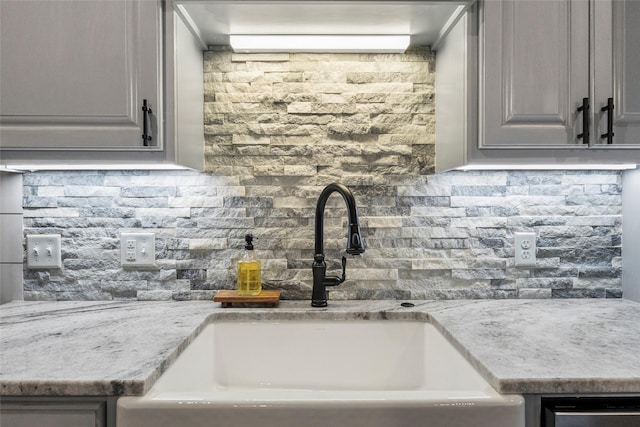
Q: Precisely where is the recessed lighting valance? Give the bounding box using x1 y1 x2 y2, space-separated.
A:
229 35 410 53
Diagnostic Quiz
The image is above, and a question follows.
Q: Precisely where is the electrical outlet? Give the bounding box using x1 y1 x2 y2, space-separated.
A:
121 232 155 268
26 234 63 269
514 232 536 267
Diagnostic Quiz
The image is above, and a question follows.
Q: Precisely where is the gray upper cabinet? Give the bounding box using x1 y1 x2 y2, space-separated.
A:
593 0 640 147
0 0 161 151
480 0 589 148
435 0 640 171
0 0 204 169
480 0 640 150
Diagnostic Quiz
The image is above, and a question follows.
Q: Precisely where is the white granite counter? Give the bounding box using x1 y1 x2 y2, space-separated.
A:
1 299 639 396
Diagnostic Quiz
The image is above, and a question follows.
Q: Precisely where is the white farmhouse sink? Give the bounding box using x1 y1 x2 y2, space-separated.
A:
118 320 524 427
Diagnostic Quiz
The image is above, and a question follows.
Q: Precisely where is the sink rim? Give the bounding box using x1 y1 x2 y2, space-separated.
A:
144 318 511 403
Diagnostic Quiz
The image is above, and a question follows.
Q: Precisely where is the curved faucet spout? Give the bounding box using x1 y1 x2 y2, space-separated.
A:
312 183 365 307
314 183 365 256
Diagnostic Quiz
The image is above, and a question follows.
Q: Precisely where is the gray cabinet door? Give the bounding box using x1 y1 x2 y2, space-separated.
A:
0 0 161 151
1 400 106 427
479 0 590 148
593 0 640 147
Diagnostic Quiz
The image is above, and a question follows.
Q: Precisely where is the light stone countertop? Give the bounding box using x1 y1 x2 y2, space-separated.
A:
1 298 639 397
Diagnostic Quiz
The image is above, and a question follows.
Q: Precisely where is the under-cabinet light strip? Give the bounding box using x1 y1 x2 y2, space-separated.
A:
458 164 637 171
1 164 191 172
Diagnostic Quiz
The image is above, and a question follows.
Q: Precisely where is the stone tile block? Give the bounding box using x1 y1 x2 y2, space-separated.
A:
562 173 620 185
283 114 336 125
245 62 290 72
231 134 271 145
23 196 58 208
188 238 228 250
23 208 79 218
303 71 347 82
327 123 371 135
518 288 552 298
137 290 173 301
254 164 284 176
283 165 317 176
223 71 265 83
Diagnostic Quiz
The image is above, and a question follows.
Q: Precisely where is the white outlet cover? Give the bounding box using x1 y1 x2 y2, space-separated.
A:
26 234 63 269
121 232 156 268
514 232 536 267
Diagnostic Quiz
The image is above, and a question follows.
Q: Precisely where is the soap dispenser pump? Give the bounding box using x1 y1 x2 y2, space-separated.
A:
237 234 261 296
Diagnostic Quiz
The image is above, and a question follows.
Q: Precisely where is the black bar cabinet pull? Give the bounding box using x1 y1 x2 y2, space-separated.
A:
577 97 589 145
142 99 153 146
600 97 614 144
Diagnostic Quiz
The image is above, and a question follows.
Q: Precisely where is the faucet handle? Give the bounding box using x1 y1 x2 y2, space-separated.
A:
323 256 348 287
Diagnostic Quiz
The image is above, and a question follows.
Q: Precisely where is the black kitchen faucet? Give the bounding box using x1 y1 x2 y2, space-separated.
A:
311 183 365 307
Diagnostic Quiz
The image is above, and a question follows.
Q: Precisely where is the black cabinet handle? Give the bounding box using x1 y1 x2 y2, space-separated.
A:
577 97 589 145
142 99 153 146
600 97 614 144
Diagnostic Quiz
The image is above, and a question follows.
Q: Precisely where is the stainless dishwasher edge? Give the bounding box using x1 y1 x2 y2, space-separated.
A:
543 397 640 427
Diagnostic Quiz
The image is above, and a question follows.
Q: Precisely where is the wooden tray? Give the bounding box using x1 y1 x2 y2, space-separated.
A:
214 290 281 308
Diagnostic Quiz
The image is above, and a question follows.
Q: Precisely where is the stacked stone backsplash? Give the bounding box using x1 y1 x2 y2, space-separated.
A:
21 47 622 301
22 168 622 301
203 46 436 176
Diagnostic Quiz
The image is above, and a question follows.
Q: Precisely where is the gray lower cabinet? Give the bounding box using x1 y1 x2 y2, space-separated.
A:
480 0 640 150
0 397 117 427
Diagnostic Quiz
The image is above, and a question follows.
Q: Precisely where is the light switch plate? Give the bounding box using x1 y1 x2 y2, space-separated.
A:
514 232 536 267
26 234 62 269
121 232 156 268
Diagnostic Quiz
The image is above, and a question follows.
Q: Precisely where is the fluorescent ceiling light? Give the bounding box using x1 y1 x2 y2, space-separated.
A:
229 35 410 53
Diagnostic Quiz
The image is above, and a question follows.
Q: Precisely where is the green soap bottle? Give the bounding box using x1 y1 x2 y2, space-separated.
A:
237 234 261 296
